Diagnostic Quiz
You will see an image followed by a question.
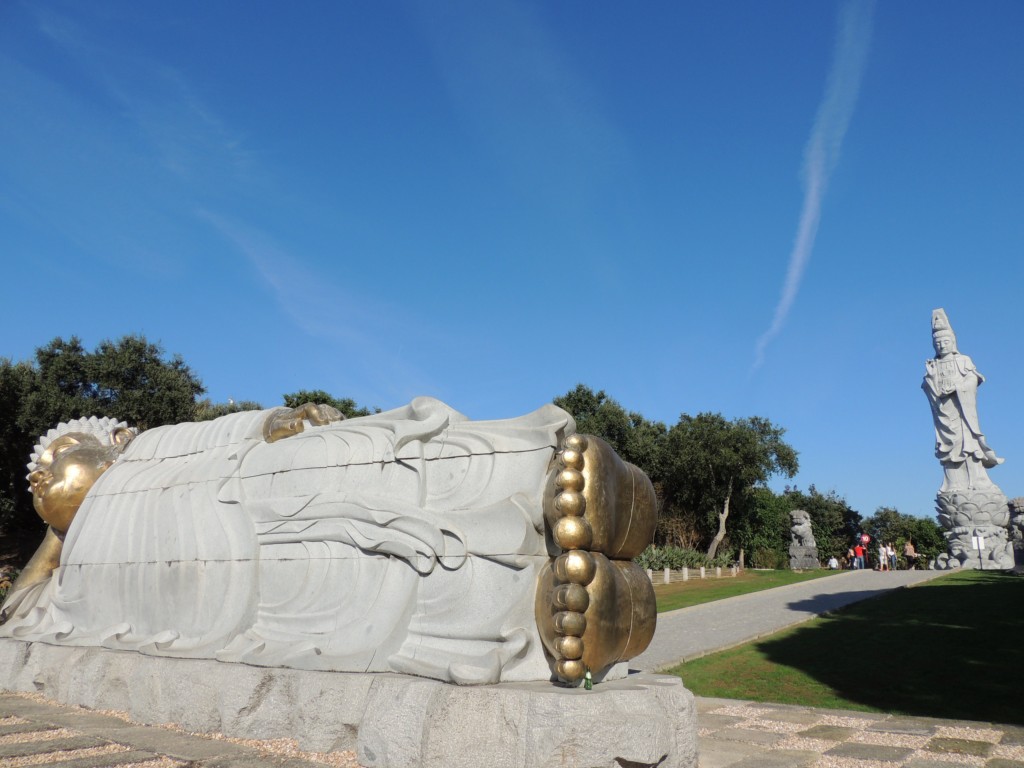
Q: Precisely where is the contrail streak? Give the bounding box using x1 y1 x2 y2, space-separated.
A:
753 0 874 369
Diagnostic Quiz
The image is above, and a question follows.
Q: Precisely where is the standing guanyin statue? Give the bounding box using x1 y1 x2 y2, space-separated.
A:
922 309 1013 569
0 398 658 686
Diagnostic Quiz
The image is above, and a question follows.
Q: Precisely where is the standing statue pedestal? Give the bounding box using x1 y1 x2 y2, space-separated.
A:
789 547 820 570
934 489 1014 570
922 310 1013 571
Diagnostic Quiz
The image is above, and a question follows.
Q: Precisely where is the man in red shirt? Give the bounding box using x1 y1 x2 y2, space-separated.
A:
853 544 865 570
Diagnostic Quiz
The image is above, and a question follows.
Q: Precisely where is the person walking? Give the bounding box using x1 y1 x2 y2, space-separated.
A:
887 542 898 571
904 540 918 569
853 543 865 570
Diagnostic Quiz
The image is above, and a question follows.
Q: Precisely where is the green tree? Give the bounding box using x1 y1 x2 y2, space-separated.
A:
552 384 667 483
87 336 204 430
281 390 376 418
662 413 798 559
0 360 38 541
732 487 791 568
904 516 945 565
861 506 901 545
193 398 263 421
19 335 204 434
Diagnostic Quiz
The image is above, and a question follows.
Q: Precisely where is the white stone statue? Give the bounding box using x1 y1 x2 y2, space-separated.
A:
923 309 1003 491
788 510 819 570
789 510 816 548
922 309 1013 569
0 398 657 686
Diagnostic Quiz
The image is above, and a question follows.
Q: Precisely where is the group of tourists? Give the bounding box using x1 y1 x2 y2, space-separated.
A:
839 539 918 571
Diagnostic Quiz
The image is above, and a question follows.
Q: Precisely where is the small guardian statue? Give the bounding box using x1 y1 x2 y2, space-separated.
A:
922 309 1013 569
788 509 819 570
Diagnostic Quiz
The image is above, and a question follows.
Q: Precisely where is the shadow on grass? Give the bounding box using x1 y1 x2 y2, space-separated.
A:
755 570 1024 724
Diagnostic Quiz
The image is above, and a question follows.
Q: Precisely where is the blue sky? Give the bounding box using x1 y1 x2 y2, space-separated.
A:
2 1 1022 522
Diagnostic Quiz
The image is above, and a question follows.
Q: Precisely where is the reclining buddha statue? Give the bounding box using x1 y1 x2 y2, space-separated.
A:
0 398 657 686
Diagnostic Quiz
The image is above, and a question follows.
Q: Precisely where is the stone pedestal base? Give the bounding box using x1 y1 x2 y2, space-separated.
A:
934 489 1014 571
935 524 1014 570
0 638 697 768
789 546 820 570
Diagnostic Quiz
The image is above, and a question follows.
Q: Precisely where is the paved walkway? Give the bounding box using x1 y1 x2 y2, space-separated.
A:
696 695 1024 768
632 568 946 672
0 691 351 767
9 567 1017 768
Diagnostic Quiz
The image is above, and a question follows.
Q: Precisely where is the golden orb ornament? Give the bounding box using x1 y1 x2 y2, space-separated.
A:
555 468 585 492
559 448 584 471
554 583 589 613
554 490 585 517
555 635 584 660
564 434 589 453
554 550 596 585
554 516 592 550
556 658 586 682
553 610 587 636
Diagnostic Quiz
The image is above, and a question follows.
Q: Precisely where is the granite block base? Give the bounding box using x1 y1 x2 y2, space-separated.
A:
0 638 697 768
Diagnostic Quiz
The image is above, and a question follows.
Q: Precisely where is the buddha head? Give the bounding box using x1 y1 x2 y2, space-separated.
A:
27 418 135 534
932 329 958 358
931 309 958 358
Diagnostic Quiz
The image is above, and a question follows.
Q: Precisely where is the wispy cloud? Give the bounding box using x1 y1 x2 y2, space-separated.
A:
753 0 874 369
197 210 368 345
0 5 257 278
197 210 446 402
412 0 629 218
30 5 253 183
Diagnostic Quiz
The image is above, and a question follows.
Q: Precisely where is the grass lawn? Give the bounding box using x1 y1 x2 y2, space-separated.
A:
655 568 841 613
667 569 1024 725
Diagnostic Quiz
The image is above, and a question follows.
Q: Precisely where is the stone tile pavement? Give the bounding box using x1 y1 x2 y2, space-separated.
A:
6 686 1024 768
0 691 353 767
696 696 1024 768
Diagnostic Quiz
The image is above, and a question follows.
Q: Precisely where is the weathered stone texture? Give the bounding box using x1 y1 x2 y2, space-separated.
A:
0 638 698 768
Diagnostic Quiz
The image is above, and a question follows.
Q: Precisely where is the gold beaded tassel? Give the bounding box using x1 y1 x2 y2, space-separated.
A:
536 432 659 686
549 434 594 684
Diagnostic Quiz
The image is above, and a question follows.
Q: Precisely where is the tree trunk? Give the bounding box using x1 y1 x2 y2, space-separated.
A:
706 482 733 560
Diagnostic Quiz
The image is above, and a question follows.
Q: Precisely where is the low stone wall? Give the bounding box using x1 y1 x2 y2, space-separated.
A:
0 638 698 768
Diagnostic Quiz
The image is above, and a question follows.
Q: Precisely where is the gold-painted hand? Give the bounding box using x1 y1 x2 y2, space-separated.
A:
263 403 345 443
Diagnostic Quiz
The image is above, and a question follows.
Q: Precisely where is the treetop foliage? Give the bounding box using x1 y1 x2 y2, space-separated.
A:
19 335 204 434
553 385 667 480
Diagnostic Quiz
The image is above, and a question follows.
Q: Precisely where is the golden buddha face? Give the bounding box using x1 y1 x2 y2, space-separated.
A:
27 433 120 533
